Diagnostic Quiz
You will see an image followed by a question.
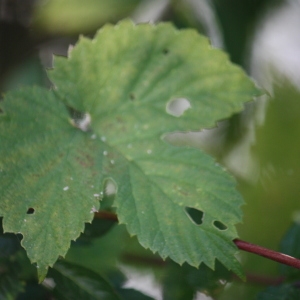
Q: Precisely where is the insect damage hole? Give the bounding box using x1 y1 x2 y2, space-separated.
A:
162 48 169 55
68 107 91 132
166 98 191 117
129 93 136 101
104 178 117 197
26 208 35 214
213 220 227 231
185 207 204 225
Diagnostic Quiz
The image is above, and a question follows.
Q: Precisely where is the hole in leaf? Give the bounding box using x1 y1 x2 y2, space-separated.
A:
129 93 136 101
104 178 117 197
166 98 191 117
68 107 91 132
213 220 227 231
68 106 85 121
185 207 204 225
162 48 169 55
26 208 35 214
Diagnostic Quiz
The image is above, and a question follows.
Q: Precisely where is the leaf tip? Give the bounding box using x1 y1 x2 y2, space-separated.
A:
37 265 49 283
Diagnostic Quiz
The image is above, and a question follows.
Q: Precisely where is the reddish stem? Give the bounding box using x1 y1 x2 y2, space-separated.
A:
94 212 300 271
234 239 300 269
94 211 118 221
245 273 284 286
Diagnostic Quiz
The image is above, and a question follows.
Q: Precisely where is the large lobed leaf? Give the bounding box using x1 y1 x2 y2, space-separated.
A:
0 20 260 279
51 261 120 300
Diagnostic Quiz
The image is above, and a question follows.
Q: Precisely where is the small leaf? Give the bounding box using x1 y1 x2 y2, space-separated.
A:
51 260 120 300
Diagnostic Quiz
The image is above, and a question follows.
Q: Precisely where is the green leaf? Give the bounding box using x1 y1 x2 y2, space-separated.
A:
0 87 104 281
51 260 120 300
76 217 116 244
162 260 232 299
0 274 24 300
117 288 155 300
0 219 22 257
17 283 52 300
279 222 300 278
257 284 300 300
50 20 259 275
65 224 128 275
0 20 260 279
0 260 25 300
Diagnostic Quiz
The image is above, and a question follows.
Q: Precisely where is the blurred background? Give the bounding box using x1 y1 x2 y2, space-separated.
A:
1 0 300 299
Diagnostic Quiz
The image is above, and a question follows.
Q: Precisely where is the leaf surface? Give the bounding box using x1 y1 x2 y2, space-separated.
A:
0 88 105 281
50 20 259 275
0 20 260 278
0 275 24 300
279 222 300 278
51 261 120 300
257 284 300 300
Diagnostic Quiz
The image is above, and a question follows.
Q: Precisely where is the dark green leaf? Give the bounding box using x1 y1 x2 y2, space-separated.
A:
162 260 231 299
117 288 155 300
0 261 25 300
0 218 22 257
16 284 52 300
0 275 24 300
279 222 300 278
76 217 116 244
257 284 300 300
51 260 120 300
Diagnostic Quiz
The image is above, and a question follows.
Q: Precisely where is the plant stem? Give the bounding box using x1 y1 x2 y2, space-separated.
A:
94 212 300 270
234 239 300 269
245 273 284 286
94 211 118 221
